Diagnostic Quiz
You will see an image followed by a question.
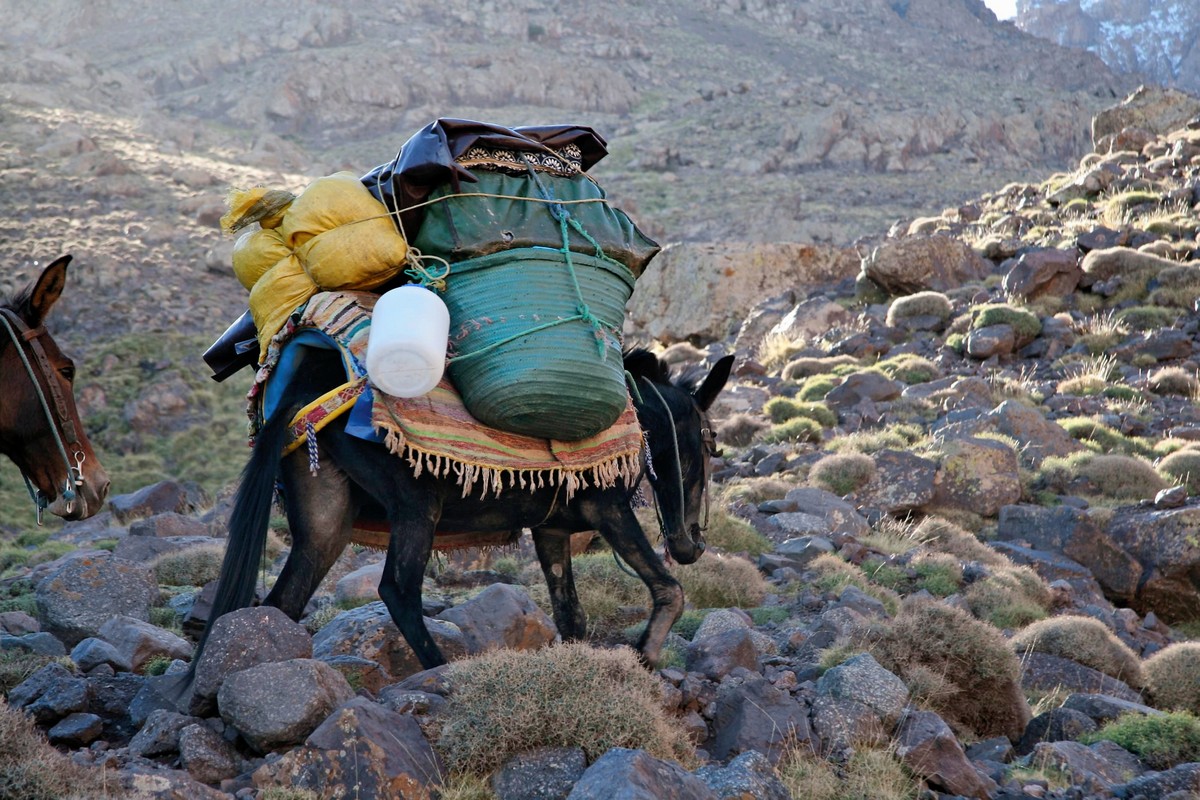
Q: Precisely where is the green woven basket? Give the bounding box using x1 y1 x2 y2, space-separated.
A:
443 247 635 441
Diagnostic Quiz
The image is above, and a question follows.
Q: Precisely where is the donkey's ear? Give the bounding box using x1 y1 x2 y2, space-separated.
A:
693 355 734 411
26 255 72 326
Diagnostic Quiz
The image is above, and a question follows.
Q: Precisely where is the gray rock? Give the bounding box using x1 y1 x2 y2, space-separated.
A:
926 436 1021 518
685 628 758 680
774 536 835 567
99 614 193 672
179 722 243 784
8 661 74 710
0 631 66 656
113 534 221 564
1030 739 1145 794
218 658 354 752
129 709 205 758
861 234 992 296
824 370 903 407
815 652 909 724
1015 707 1097 755
492 747 587 800
965 737 1015 763
853 449 938 513
0 610 39 635
436 583 557 655
71 636 133 672
313 600 466 681
965 323 1016 358
810 694 888 756
1020 651 1141 703
694 750 791 800
190 605 312 716
128 511 211 538
566 747 718 800
894 708 999 799
1114 762 1200 798
1060 692 1162 725
35 552 158 646
47 712 104 747
108 479 209 524
1001 247 1081 300
1105 505 1200 623
692 608 753 641
709 674 812 764
25 673 89 725
780 487 870 537
333 560 384 604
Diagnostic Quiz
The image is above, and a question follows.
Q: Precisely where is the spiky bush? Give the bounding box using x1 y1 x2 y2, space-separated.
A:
914 517 1008 567
782 355 860 382
797 374 837 402
779 747 919 800
807 554 900 615
435 643 694 773
152 545 224 587
972 303 1042 343
878 354 941 385
524 553 644 638
886 291 953 327
1081 711 1200 771
809 452 877 496
718 477 792 506
1057 417 1149 457
1157 450 1200 495
764 416 822 444
1011 615 1143 687
1148 366 1199 398
716 413 768 447
672 553 767 609
964 564 1051 629
1116 305 1178 332
1075 454 1168 500
0 698 120 799
1142 643 1200 714
827 424 926 455
854 598 1030 740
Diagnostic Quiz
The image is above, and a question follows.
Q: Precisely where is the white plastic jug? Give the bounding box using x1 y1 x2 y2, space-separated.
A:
366 285 450 397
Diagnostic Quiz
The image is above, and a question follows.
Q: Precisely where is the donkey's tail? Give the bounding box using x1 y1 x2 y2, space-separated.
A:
188 405 290 672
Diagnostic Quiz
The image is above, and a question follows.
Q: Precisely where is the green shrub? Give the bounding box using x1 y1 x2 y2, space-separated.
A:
672 553 767 609
436 643 693 773
717 477 792 506
763 397 837 427
782 355 860 382
965 564 1051 629
878 354 942 384
827 424 926 455
670 609 709 640
797 374 837 402
972 303 1042 343
854 598 1030 740
1158 451 1200 495
886 291 953 326
780 746 919 800
911 552 964 597
1011 615 1143 687
701 509 772 557
808 554 900 615
1058 417 1149 456
915 517 1009 567
809 452 877 496
525 553 646 638
764 417 822 444
1142 642 1200 714
1082 711 1200 771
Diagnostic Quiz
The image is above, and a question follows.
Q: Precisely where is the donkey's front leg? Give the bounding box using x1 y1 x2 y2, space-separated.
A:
594 503 684 667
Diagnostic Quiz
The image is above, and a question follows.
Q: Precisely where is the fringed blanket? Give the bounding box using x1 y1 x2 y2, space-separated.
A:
253 291 644 501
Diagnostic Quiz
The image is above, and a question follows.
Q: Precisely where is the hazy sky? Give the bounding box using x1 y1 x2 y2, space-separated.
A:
982 0 1018 20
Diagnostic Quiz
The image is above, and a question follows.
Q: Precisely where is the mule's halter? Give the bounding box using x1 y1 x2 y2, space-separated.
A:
0 307 86 524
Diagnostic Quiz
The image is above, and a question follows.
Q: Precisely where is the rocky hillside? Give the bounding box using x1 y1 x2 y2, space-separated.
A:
2 89 1200 799
1016 0 1200 94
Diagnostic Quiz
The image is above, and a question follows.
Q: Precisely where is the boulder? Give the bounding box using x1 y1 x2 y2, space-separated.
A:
926 436 1021 518
108 479 209 524
333 560 384 604
626 242 859 343
189 606 313 716
693 751 791 800
1030 739 1145 795
218 658 354 752
861 234 992 296
810 694 888 756
894 708 999 799
435 583 558 655
815 653 908 725
1015 707 1097 755
1105 505 1200 622
35 552 158 646
776 487 870 537
312 600 467 680
1001 247 1081 300
852 449 938 513
127 512 211 539
128 709 205 758
492 747 587 800
566 748 718 800
686 628 759 680
1092 85 1200 149
253 696 444 799
99 615 193 672
178 722 244 785
1020 652 1140 704
708 674 813 764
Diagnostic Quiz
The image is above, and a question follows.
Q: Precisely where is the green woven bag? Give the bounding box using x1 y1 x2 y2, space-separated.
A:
443 247 635 441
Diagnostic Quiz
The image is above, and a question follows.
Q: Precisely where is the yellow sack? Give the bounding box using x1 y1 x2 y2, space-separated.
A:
221 187 296 235
248 254 313 357
231 228 291 291
280 172 408 288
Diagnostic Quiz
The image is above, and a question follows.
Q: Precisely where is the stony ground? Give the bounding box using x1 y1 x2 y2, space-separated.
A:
3 89 1200 799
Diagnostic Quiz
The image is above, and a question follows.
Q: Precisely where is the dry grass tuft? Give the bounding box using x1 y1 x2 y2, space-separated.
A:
809 452 877 496
672 552 768 609
1142 642 1200 714
0 698 122 799
152 544 224 586
965 564 1051 630
435 643 694 774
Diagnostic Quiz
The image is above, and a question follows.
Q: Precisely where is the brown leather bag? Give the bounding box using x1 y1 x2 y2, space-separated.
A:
202 310 259 382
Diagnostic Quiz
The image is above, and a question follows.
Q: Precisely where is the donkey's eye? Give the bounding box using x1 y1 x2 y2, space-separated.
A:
60 365 76 382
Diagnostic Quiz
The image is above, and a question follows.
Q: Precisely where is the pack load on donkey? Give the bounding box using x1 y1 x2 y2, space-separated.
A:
210 119 660 444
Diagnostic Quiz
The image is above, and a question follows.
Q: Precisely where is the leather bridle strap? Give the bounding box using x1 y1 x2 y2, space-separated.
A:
0 307 83 520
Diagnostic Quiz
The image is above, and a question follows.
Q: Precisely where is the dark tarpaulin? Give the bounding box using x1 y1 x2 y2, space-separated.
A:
361 118 609 237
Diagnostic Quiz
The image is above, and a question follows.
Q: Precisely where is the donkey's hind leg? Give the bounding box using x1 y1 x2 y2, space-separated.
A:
533 529 588 641
264 444 357 621
594 502 684 667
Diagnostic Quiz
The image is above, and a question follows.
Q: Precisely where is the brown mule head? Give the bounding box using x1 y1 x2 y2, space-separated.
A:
0 256 110 520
